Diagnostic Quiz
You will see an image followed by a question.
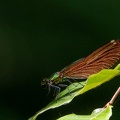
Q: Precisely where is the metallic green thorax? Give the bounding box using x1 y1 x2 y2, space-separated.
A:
50 72 63 85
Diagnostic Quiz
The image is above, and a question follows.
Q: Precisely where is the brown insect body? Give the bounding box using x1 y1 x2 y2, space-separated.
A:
41 40 120 93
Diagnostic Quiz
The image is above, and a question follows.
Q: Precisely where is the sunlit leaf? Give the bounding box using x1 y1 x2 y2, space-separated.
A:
57 105 112 120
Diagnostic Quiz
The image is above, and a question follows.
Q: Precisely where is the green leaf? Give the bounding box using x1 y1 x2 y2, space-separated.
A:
28 64 120 120
57 105 112 120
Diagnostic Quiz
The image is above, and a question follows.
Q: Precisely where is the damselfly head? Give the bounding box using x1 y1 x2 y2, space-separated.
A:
41 78 52 89
41 72 63 89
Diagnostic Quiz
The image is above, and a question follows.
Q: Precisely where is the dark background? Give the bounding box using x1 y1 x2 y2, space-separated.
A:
0 0 120 120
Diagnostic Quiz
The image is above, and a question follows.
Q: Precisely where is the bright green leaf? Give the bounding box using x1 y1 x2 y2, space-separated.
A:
57 105 112 120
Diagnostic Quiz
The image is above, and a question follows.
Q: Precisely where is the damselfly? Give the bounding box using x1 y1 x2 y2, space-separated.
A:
41 40 120 96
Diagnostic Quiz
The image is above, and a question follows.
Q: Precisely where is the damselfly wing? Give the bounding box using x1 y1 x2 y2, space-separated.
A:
41 40 120 94
61 40 120 79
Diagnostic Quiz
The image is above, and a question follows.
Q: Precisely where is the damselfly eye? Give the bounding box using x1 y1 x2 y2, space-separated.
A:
41 78 50 89
41 80 45 85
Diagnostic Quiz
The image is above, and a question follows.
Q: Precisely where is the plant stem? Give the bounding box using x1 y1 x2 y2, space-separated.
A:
104 87 120 108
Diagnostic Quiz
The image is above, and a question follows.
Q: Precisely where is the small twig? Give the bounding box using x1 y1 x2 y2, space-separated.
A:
104 87 120 108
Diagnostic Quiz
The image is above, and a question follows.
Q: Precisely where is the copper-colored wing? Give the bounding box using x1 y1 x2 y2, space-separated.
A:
61 40 120 79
